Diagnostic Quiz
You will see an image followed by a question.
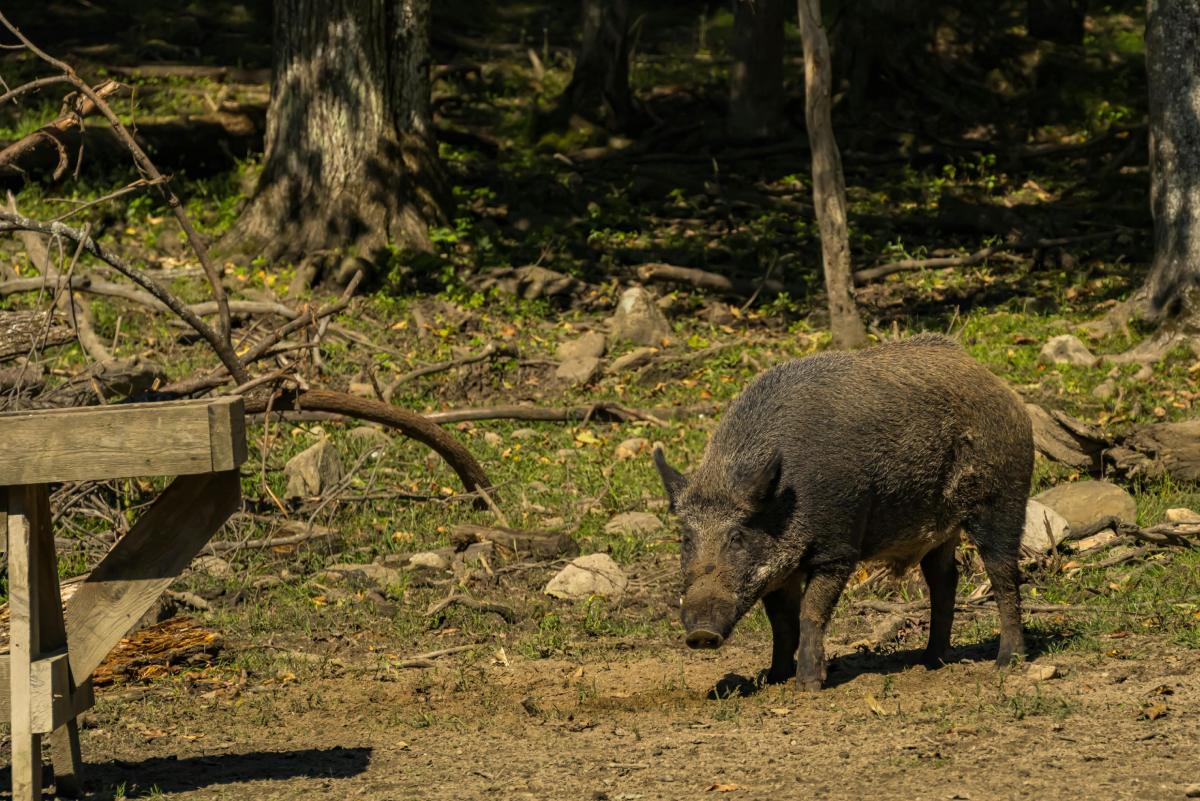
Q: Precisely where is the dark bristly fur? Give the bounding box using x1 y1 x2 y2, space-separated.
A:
654 334 1033 690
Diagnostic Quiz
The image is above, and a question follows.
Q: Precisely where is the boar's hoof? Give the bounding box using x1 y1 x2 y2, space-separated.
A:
685 629 724 649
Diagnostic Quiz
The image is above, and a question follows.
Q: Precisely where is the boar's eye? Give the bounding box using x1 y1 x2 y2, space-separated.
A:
728 527 746 549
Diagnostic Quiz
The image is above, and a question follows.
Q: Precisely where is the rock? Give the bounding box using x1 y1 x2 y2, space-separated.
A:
544 553 629 599
483 431 504 447
1091 380 1116 401
555 355 602 386
408 551 451 572
1027 663 1060 682
348 381 375 398
1134 363 1154 382
1165 507 1200 523
1022 500 1071 553
615 437 650 460
557 331 607 361
511 428 538 440
608 287 670 346
1038 335 1099 368
609 347 658 372
703 301 735 326
321 562 402 587
1035 480 1137 529
193 555 232 577
604 511 664 536
347 426 390 448
284 439 344 500
1069 528 1119 552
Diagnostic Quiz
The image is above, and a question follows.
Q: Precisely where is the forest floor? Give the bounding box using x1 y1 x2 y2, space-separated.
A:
3 2 1200 800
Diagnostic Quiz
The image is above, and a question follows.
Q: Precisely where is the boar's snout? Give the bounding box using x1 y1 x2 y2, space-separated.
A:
681 587 737 649
685 629 724 649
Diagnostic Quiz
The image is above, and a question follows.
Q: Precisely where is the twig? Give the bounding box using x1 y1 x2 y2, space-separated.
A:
425 594 517 623
391 644 477 669
205 522 338 554
637 262 783 297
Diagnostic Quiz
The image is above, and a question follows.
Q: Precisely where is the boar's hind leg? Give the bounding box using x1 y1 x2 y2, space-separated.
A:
965 500 1027 667
919 538 958 668
795 565 853 692
763 583 803 684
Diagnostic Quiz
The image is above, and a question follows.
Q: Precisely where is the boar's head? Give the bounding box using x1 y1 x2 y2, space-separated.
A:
653 445 793 650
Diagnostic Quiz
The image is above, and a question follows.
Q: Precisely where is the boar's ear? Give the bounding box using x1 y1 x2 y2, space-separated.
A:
734 448 782 508
653 446 687 511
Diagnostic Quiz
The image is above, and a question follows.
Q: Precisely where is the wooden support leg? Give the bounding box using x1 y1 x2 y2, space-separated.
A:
28 482 85 798
5 483 46 801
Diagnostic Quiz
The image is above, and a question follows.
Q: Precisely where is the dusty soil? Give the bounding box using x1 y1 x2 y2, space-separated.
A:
47 625 1200 801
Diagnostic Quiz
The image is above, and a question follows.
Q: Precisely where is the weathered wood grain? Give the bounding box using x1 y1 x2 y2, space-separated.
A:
6 485 46 801
62 470 241 680
0 309 73 363
0 396 246 484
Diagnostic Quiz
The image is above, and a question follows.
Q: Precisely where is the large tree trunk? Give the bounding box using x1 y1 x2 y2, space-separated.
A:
1139 0 1200 326
728 0 785 141
224 0 445 268
796 0 867 349
551 0 632 132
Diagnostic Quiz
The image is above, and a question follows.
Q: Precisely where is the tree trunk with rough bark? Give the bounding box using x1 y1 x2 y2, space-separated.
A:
796 0 868 349
552 0 632 131
1140 0 1200 326
224 0 445 268
728 0 785 140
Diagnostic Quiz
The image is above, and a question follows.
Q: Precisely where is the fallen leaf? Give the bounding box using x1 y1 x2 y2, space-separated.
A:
1142 702 1169 721
865 693 890 717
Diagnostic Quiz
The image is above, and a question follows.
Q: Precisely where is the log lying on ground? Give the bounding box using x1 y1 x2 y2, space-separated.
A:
0 309 73 362
1108 420 1200 483
1026 403 1109 471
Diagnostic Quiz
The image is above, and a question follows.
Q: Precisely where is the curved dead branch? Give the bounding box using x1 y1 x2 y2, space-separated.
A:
243 388 495 508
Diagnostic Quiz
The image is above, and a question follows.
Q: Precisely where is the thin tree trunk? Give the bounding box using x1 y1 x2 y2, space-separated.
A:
728 0 785 140
796 0 867 349
224 0 446 268
551 0 632 131
1140 0 1200 326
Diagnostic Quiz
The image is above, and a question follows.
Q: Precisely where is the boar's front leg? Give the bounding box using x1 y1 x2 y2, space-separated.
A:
762 582 803 684
795 564 853 692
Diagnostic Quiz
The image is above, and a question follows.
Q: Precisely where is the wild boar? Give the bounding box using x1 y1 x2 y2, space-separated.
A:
653 334 1032 690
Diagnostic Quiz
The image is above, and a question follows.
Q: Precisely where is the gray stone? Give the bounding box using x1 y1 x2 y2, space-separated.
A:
608 287 671 346
321 562 402 587
609 347 658 372
348 381 375 398
1035 480 1137 529
604 511 664 536
1022 499 1071 553
555 356 602 386
285 439 344 500
1092 379 1116 400
1027 663 1060 682
483 431 504 447
557 331 607 361
544 553 629 599
408 551 451 571
511 428 538 440
1039 335 1099 368
614 437 650 460
193 555 232 577
1165 507 1200 523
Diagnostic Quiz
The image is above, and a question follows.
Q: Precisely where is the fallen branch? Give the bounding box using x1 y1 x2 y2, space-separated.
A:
426 594 517 623
0 78 120 179
391 644 477 669
205 522 339 554
636 263 783 297
853 231 1124 284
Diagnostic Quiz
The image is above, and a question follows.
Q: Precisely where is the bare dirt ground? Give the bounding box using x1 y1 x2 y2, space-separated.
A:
54 622 1200 801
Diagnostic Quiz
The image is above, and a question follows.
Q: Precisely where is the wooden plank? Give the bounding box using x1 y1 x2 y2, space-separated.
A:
6 485 45 801
0 396 246 484
0 657 92 720
29 650 69 734
47 720 83 798
63 471 241 680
